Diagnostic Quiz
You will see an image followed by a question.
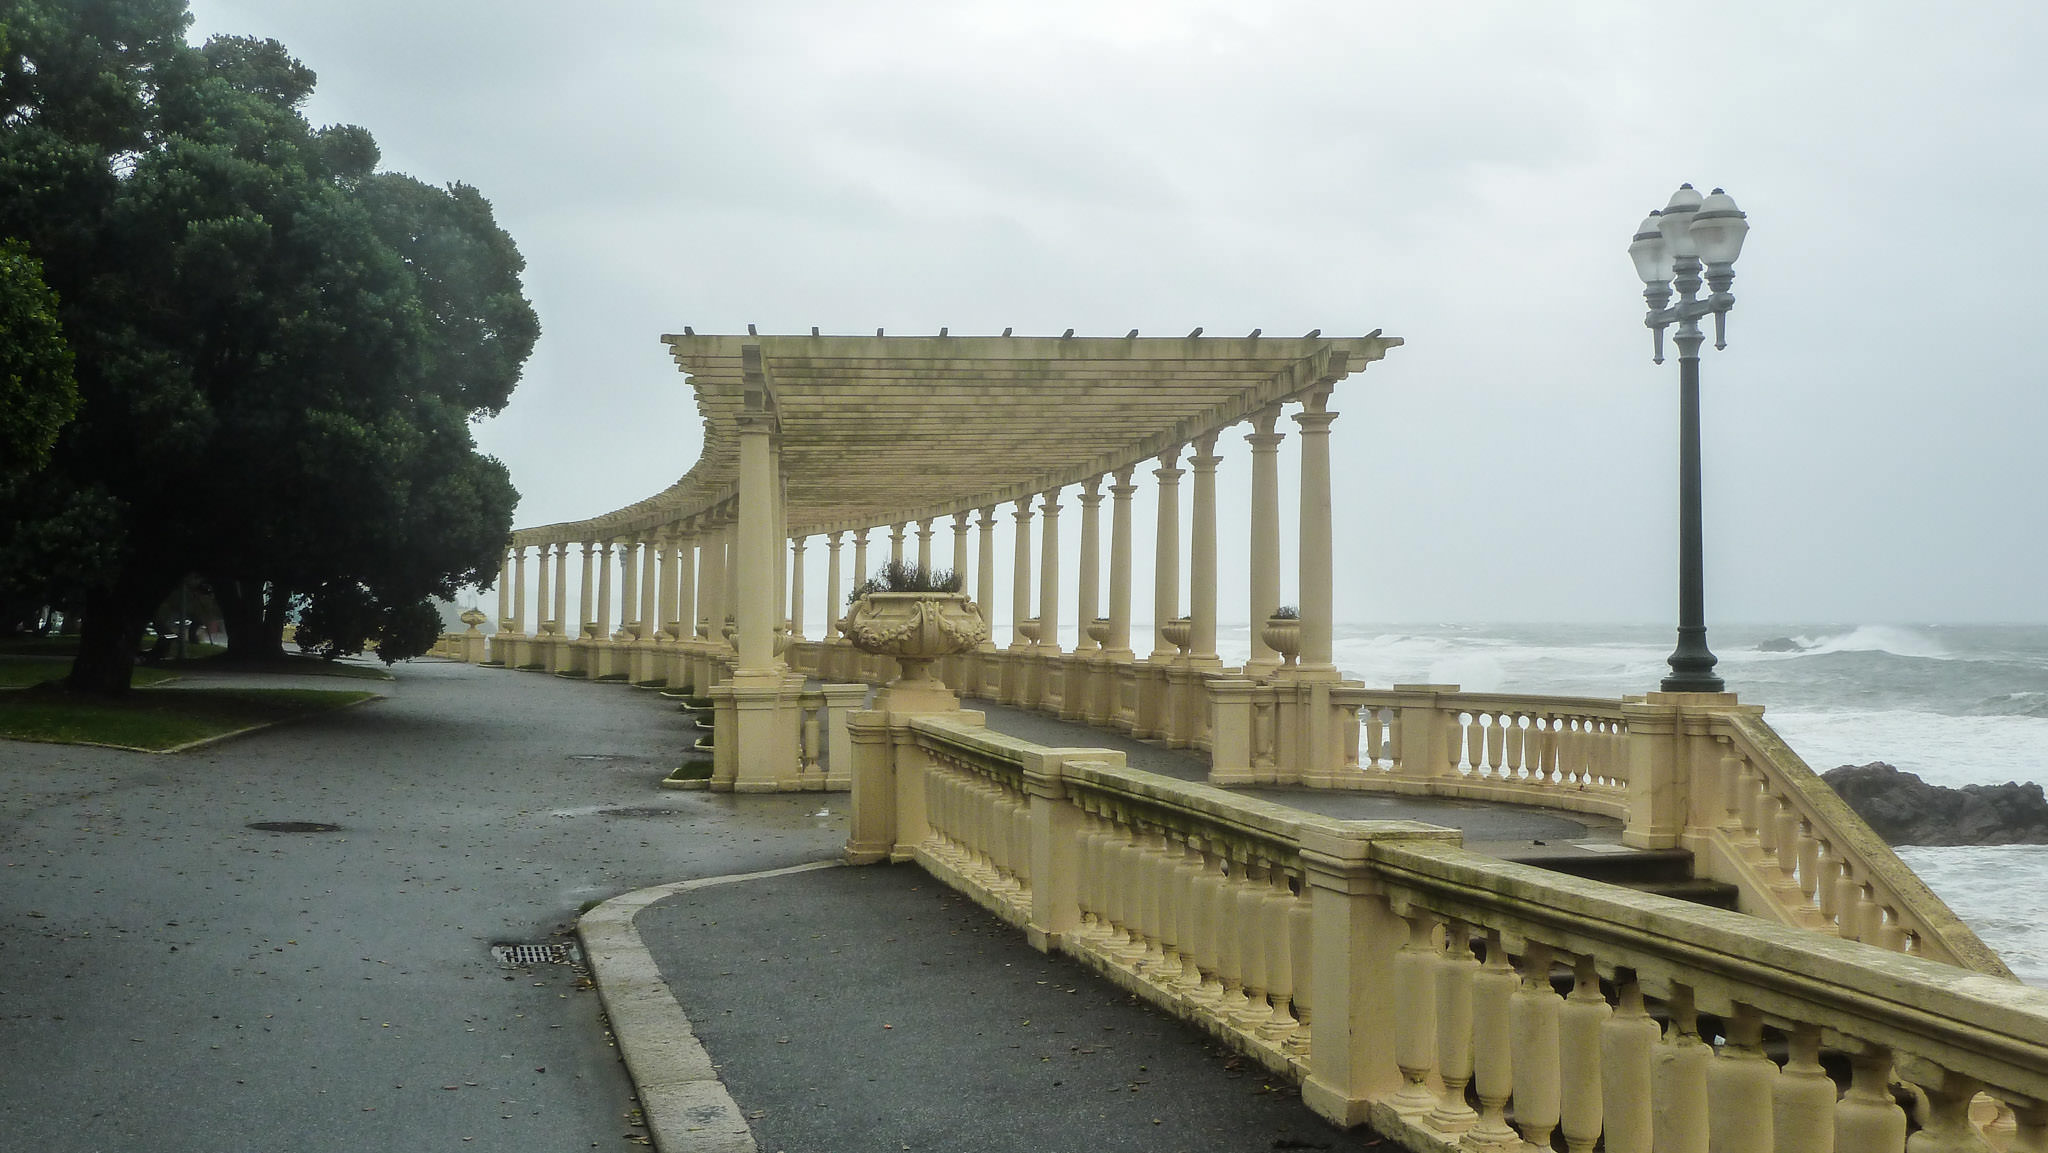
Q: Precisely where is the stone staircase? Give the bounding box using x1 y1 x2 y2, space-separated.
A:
1506 846 1741 911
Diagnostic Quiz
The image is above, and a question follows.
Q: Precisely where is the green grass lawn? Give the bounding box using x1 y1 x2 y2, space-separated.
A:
0 660 177 690
0 686 377 751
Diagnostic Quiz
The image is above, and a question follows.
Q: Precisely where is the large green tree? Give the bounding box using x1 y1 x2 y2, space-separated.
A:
0 0 536 687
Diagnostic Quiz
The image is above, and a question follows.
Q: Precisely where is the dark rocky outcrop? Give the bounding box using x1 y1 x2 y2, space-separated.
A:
1822 762 2048 846
1755 636 1808 653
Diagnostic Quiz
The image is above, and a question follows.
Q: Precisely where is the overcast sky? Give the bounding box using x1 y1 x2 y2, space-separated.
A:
185 1 2048 628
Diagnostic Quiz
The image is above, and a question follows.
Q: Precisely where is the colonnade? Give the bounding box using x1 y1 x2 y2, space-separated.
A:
491 387 1345 688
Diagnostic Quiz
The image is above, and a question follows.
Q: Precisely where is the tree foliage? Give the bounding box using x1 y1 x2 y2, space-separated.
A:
0 0 537 690
0 239 77 480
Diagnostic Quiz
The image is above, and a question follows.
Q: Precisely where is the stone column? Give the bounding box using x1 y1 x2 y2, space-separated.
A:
735 414 777 674
917 518 934 574
789 536 807 641
825 531 844 636
653 533 672 639
773 471 788 628
722 520 739 641
1151 446 1184 659
495 547 512 627
1189 432 1221 663
852 529 870 596
1294 392 1338 674
1245 407 1285 677
1076 478 1103 649
951 512 970 585
1009 497 1034 649
674 528 696 638
616 539 637 639
1106 467 1136 658
696 517 721 638
579 542 597 635
890 522 906 568
552 543 568 632
639 534 658 638
595 540 615 638
1038 490 1062 653
536 543 554 633
976 508 999 645
512 546 528 635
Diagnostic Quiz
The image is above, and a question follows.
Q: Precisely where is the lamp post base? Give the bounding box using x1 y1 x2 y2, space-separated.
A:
1661 625 1724 693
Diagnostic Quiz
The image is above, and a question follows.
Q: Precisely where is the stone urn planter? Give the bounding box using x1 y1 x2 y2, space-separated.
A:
459 608 488 633
1019 617 1044 645
1161 616 1193 655
1261 613 1302 667
1086 617 1111 648
843 591 990 688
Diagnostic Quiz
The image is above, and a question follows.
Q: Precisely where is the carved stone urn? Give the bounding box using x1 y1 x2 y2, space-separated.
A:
1085 617 1111 648
459 608 488 634
843 591 990 689
1161 616 1193 655
1018 617 1044 645
1261 614 1302 667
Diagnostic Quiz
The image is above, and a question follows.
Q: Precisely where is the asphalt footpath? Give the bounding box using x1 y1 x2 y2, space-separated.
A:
612 861 1388 1153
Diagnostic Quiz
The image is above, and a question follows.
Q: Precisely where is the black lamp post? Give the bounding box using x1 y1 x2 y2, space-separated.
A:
1630 184 1749 693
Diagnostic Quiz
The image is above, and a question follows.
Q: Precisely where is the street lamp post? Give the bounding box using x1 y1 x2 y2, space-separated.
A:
1630 183 1749 694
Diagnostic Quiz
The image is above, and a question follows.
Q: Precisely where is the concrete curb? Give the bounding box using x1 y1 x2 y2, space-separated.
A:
578 859 845 1153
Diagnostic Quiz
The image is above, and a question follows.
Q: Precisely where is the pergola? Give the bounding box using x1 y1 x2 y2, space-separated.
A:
517 332 1396 543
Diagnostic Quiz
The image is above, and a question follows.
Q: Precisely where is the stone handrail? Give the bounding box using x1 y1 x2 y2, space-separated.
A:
845 703 2048 1149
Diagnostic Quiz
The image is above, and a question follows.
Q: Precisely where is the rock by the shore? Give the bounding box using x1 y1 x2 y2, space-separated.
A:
1822 762 2048 846
1755 636 1808 652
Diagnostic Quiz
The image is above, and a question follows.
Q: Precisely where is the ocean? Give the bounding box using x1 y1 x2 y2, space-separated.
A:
1205 621 2048 987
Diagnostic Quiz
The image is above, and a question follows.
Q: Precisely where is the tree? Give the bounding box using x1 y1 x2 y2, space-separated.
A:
0 240 77 481
0 2 536 689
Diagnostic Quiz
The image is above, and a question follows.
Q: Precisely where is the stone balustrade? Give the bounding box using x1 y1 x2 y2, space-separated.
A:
846 704 2048 1151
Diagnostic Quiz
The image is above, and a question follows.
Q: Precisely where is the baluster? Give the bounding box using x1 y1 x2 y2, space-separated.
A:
1465 713 1485 776
1772 799 1802 896
1428 921 1478 1134
1834 1047 1907 1152
1602 971 1658 1153
1388 708 1404 771
1708 1002 1775 1152
1192 845 1228 1003
1854 884 1884 944
1076 815 1105 938
1795 819 1822 907
1912 1074 1992 1153
1390 910 1441 1116
1009 791 1032 890
1173 835 1207 992
1560 954 1610 1153
1876 905 1906 952
1468 933 1520 1149
1137 829 1169 971
1485 713 1505 779
1286 884 1313 1052
1720 744 1746 830
1259 868 1299 1040
801 700 822 776
1772 1023 1835 1153
1654 985 1713 1153
1342 704 1361 771
1101 823 1136 959
1539 716 1563 784
1835 862 1866 940
1364 706 1386 769
1510 942 1562 1150
1503 713 1526 780
2009 1102 2048 1153
1233 859 1273 1027
1214 856 1252 1018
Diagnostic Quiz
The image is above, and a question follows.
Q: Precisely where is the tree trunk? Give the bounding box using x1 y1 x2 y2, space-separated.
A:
65 586 150 694
216 577 286 662
261 586 292 655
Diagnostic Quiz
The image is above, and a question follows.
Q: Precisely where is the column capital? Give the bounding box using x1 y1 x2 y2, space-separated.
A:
1189 450 1223 473
1156 444 1183 470
1250 404 1283 435
952 510 970 527
1293 407 1340 434
977 507 999 529
791 535 808 556
827 529 843 546
1079 474 1104 500
917 518 934 535
852 527 869 544
1013 497 1034 520
1039 489 1061 514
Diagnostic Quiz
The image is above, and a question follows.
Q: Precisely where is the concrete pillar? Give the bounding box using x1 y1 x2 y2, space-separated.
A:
789 536 807 641
825 531 844 636
1294 393 1338 673
696 518 721 639
773 471 787 628
1106 466 1136 657
551 543 567 632
674 529 695 638
917 518 934 575
722 520 738 640
1010 497 1034 648
495 547 512 627
597 540 617 639
735 414 778 674
639 534 658 638
578 541 595 636
975 508 998 646
1151 445 1184 659
1245 407 1284 677
1038 490 1062 653
615 539 636 638
852 529 870 596
1189 432 1221 662
653 533 672 638
536 543 554 633
890 522 905 568
1076 477 1103 649
512 546 528 635
951 512 970 585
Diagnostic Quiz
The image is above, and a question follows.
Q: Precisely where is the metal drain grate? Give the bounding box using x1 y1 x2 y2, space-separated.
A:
491 942 582 967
